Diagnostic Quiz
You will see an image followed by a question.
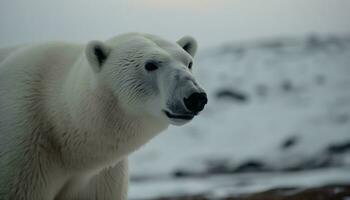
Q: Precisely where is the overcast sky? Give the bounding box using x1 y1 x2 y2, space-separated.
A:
0 0 349 48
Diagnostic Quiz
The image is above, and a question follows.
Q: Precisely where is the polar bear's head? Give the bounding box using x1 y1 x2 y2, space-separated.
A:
85 33 207 126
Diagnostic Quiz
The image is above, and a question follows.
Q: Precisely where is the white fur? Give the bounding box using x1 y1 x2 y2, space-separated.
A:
0 33 204 200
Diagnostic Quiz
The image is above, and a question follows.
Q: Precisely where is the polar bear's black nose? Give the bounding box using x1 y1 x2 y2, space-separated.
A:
184 92 208 114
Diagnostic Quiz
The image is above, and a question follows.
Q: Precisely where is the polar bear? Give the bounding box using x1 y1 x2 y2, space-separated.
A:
0 33 207 200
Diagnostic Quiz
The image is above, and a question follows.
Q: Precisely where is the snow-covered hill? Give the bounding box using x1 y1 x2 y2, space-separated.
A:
129 35 350 199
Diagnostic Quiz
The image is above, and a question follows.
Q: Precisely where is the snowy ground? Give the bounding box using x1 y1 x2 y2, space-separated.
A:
129 35 350 199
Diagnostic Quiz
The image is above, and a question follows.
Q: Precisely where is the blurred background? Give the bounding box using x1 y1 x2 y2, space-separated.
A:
1 0 350 199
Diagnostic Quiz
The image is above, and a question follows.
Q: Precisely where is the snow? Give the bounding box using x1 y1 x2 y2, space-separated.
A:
130 168 350 199
129 35 350 199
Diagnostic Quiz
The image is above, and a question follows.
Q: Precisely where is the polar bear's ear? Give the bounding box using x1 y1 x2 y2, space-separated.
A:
86 40 111 72
177 36 198 57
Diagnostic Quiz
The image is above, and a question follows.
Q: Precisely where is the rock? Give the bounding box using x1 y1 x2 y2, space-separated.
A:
215 89 249 102
327 141 350 154
233 160 268 173
172 170 192 178
281 136 299 150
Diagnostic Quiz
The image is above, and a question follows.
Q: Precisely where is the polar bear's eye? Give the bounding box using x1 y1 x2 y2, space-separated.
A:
188 62 193 69
145 62 159 72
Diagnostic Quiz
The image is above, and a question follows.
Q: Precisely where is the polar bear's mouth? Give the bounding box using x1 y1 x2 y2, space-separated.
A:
163 110 194 120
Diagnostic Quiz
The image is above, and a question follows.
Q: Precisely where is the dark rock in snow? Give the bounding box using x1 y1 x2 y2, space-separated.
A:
172 170 192 178
233 160 268 173
281 136 299 150
216 89 249 102
327 141 350 154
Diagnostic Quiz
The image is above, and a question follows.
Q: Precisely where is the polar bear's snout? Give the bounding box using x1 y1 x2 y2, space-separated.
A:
184 92 207 114
162 68 207 126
